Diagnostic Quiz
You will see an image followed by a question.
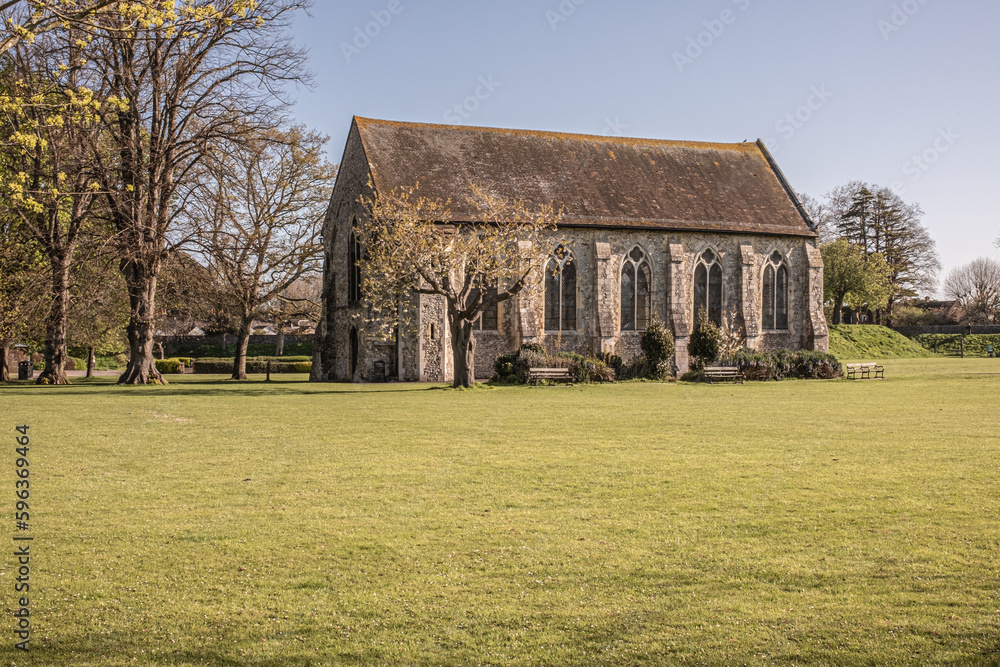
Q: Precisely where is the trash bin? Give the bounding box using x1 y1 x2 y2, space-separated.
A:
18 361 33 381
373 360 386 383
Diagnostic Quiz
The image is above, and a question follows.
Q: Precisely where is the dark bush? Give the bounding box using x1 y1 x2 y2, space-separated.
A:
688 309 721 370
493 353 518 382
641 316 675 378
492 344 616 384
518 342 546 356
594 352 624 379
793 350 843 379
721 348 843 381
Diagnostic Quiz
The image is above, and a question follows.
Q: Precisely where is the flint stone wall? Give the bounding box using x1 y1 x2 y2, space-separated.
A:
318 225 827 382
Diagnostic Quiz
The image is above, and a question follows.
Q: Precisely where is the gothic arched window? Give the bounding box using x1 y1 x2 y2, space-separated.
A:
544 246 577 332
621 246 651 331
348 224 362 305
763 251 789 330
470 282 499 331
693 248 723 326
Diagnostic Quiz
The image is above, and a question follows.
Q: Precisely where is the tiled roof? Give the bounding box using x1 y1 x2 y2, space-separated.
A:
354 117 817 238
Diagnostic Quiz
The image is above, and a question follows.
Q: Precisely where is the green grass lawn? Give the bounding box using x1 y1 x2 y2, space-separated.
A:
2 360 999 665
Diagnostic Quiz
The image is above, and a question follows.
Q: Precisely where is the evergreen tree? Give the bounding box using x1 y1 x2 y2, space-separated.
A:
826 182 940 323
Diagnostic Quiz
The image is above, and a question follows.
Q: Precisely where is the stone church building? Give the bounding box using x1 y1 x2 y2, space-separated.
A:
312 117 827 382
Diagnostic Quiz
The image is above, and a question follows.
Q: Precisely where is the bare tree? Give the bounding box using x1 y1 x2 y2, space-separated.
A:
269 274 322 356
943 258 1000 325
797 192 836 243
184 125 333 380
76 0 312 384
357 184 562 388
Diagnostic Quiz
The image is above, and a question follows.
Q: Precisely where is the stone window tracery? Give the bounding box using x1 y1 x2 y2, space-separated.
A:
693 248 723 326
621 246 651 331
469 282 499 332
348 222 362 305
544 246 577 332
763 251 789 331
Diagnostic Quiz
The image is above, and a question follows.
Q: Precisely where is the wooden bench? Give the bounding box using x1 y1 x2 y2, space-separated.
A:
527 367 574 386
845 362 884 380
703 366 744 384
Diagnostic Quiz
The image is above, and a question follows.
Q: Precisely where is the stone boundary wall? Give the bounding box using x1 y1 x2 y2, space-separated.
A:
894 326 1000 336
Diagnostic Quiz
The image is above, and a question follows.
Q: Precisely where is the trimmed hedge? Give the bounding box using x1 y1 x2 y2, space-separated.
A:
192 357 312 374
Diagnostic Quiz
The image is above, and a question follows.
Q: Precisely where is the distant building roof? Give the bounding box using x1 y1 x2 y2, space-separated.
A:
353 116 817 238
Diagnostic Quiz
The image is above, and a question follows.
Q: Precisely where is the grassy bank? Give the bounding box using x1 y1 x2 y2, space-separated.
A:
828 324 933 360
2 360 998 665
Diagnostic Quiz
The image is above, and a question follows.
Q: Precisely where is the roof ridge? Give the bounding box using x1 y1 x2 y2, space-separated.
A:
353 116 758 153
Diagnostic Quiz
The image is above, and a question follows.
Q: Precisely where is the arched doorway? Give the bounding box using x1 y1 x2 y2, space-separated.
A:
349 327 359 379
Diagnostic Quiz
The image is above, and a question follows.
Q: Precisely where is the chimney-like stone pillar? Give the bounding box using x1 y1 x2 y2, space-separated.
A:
804 244 829 352
594 241 617 355
740 243 760 351
667 242 690 372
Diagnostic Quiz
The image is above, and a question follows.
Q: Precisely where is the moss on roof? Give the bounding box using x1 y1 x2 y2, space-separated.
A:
352 117 817 237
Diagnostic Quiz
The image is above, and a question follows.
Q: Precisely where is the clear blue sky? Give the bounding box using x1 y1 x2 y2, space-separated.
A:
289 0 999 294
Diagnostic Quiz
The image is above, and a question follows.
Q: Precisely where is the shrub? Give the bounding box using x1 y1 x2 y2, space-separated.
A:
519 341 546 356
515 349 554 384
155 358 182 374
641 316 675 378
64 356 85 371
680 369 702 382
492 344 614 384
615 356 655 381
721 348 843 381
725 349 778 381
688 309 722 369
793 350 843 379
594 352 624 379
493 353 518 382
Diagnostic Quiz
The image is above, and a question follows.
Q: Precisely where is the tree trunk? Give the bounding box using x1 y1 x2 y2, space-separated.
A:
0 345 9 383
37 256 71 385
118 259 166 385
156 341 165 360
86 346 96 378
232 318 252 381
449 318 476 388
276 327 285 357
833 295 845 325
